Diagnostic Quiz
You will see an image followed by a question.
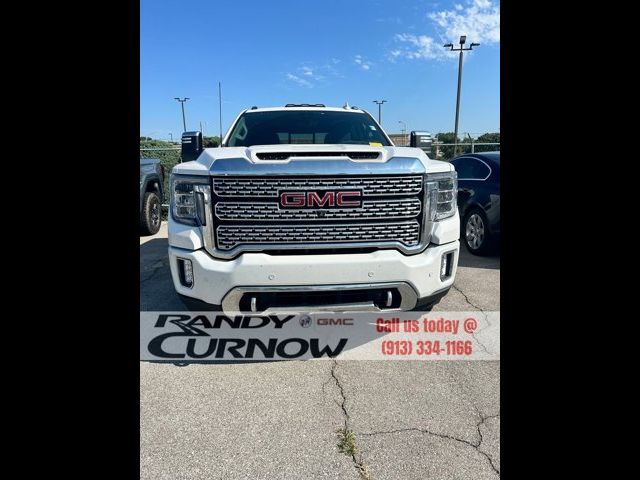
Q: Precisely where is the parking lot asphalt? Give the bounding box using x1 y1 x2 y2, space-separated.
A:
140 222 500 479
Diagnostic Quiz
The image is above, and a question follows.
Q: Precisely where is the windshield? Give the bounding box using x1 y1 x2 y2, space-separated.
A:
226 110 391 147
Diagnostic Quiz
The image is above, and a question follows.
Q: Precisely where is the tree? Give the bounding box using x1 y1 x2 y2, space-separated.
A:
474 132 500 152
435 132 461 160
139 138 181 205
203 136 220 148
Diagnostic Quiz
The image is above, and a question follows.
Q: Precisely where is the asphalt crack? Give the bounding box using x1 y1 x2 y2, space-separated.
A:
327 360 372 480
451 283 485 312
476 413 500 473
451 283 494 355
330 360 350 428
359 412 500 477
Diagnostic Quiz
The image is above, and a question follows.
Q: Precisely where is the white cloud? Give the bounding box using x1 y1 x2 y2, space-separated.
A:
429 0 500 44
302 65 326 81
392 0 499 61
354 55 372 71
285 62 339 88
286 73 312 88
394 33 443 60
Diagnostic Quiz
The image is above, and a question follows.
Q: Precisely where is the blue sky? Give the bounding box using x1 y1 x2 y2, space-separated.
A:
140 0 499 140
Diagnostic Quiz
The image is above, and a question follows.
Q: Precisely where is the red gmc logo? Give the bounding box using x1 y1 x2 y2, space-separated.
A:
279 190 362 209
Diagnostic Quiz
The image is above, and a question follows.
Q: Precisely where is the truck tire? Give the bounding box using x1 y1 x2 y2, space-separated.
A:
462 207 493 255
140 191 161 236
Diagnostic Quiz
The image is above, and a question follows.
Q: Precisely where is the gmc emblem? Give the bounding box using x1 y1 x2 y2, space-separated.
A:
317 317 354 326
278 190 362 209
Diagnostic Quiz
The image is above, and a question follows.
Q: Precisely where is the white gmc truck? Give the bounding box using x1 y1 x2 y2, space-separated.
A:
168 104 459 312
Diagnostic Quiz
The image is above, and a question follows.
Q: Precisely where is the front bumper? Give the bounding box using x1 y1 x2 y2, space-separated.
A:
169 241 459 310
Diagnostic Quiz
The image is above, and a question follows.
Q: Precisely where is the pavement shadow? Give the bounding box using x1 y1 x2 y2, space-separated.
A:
457 244 500 270
140 238 185 311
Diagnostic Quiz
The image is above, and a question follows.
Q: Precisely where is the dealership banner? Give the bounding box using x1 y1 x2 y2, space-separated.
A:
140 311 499 362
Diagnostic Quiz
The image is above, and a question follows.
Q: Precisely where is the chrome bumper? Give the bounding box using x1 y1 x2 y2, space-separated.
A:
220 282 419 313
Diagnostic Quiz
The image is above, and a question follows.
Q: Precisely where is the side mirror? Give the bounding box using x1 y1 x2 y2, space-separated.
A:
410 131 432 149
181 131 203 163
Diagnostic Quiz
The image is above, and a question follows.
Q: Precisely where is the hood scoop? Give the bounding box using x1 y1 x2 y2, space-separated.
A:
255 151 380 161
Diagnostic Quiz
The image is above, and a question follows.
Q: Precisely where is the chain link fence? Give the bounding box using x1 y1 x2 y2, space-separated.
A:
432 142 500 160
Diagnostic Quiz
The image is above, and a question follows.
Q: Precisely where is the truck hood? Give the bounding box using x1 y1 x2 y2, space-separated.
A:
172 144 453 176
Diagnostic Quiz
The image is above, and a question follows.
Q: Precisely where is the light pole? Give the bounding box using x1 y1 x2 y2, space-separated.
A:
398 121 407 146
174 97 190 132
373 99 387 125
169 133 173 143
443 36 479 157
218 82 223 145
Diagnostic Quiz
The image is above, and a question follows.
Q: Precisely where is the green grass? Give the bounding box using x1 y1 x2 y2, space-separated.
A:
337 428 358 456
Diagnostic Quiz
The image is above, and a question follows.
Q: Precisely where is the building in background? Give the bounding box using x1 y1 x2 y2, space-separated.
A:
388 133 409 146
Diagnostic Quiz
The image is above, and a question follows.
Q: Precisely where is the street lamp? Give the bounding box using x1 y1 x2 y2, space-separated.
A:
174 97 190 132
398 121 407 146
443 35 480 157
219 82 223 146
373 99 387 124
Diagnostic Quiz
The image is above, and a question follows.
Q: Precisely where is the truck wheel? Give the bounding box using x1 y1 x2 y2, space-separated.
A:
140 192 161 236
463 207 493 255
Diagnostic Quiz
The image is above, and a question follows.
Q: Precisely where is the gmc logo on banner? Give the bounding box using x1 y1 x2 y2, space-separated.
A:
278 190 363 209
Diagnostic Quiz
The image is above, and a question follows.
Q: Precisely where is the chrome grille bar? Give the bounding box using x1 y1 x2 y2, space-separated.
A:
213 175 423 197
216 221 421 251
215 198 421 221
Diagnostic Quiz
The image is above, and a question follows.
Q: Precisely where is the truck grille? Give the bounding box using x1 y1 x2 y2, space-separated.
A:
213 175 423 197
217 222 421 250
215 198 421 221
211 175 425 254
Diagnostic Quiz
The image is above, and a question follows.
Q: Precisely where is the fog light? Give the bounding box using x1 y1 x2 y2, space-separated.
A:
440 252 454 281
178 258 194 288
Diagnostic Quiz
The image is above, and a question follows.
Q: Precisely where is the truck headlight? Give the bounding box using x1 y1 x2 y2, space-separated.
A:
170 175 210 226
425 171 457 221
